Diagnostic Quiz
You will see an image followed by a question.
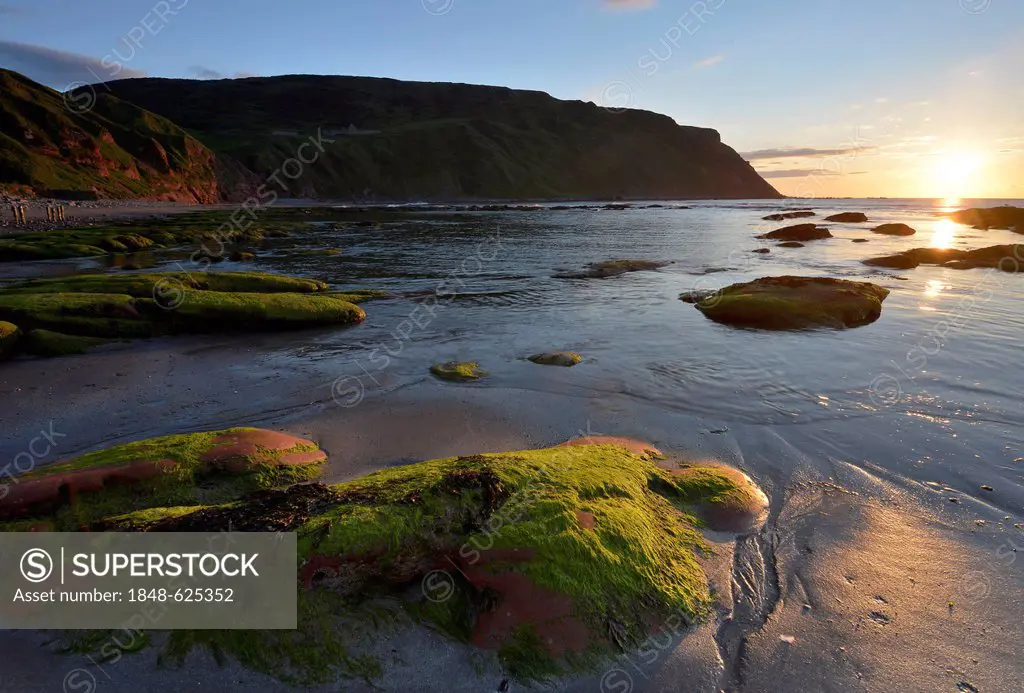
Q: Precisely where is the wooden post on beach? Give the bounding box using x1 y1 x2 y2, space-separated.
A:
17 206 26 225
59 205 65 223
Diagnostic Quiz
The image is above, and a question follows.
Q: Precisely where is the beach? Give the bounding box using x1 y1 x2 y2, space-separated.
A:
1 199 1022 691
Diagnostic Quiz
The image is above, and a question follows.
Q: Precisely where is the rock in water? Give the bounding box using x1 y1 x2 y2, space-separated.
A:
948 206 1024 232
825 212 869 223
431 361 487 381
691 276 890 329
757 223 832 241
762 211 816 221
527 351 583 367
872 223 916 236
777 241 805 248
555 259 668 279
863 245 1024 271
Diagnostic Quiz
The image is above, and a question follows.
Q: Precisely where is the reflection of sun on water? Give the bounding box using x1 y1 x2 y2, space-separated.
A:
924 280 945 297
931 219 957 249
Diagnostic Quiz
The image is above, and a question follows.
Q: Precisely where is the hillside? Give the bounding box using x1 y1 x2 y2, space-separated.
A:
100 74 781 200
0 69 253 202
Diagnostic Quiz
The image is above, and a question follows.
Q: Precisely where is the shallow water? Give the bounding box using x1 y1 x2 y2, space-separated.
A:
3 198 1024 514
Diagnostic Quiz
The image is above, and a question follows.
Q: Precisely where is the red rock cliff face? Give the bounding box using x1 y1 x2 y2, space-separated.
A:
0 69 256 202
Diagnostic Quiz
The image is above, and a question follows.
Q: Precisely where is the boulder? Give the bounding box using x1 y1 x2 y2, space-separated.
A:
757 223 832 242
762 211 816 221
824 212 868 223
949 206 1024 233
691 276 890 330
527 351 582 367
430 361 487 381
872 223 916 236
777 241 805 248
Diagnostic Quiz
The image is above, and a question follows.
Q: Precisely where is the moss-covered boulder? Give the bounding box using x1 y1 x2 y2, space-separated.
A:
0 428 325 524
527 351 582 367
863 245 1024 271
8 271 328 297
0 321 19 359
690 276 890 330
556 259 668 279
149 291 365 331
0 272 367 359
757 223 832 241
825 212 868 223
872 223 916 236
22 329 109 357
6 434 763 683
430 361 487 381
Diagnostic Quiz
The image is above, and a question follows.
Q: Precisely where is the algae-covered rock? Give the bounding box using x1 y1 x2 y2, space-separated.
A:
692 276 890 330
8 271 329 296
0 321 19 359
527 351 582 367
0 428 325 523
872 223 916 236
757 223 832 242
824 212 868 223
556 259 668 279
17 435 760 683
22 329 109 357
430 361 486 381
147 291 366 331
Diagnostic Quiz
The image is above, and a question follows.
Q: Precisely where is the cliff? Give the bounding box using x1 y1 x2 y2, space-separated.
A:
0 69 254 202
102 74 781 200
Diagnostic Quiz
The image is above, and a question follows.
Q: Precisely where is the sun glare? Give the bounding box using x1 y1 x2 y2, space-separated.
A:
931 219 958 249
933 150 985 199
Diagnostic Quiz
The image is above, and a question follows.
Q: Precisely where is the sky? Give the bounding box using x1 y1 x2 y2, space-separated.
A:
0 0 1022 199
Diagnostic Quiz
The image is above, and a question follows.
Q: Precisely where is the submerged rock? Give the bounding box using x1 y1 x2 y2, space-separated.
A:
691 276 890 329
762 211 816 221
757 223 832 242
863 244 1024 271
2 432 763 683
752 248 771 254
430 361 487 381
825 212 869 223
872 223 916 236
852 238 870 243
555 259 668 279
777 241 805 248
527 351 582 367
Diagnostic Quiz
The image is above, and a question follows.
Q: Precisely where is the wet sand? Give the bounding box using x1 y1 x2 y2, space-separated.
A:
1 338 1022 692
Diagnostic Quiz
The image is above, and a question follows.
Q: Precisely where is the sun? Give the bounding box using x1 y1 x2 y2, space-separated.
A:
934 150 985 198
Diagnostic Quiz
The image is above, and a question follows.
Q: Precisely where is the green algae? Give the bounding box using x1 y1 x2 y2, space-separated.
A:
22 329 110 356
8 271 329 296
693 276 889 330
145 290 365 330
0 320 19 359
3 436 755 685
430 361 487 381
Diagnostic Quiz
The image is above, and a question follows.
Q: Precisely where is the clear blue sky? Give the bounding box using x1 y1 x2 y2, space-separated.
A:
1 0 1022 197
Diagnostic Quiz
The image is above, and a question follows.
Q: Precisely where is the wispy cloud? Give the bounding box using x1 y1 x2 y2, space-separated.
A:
742 145 876 161
693 55 724 69
758 168 854 179
604 0 656 11
0 40 145 88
